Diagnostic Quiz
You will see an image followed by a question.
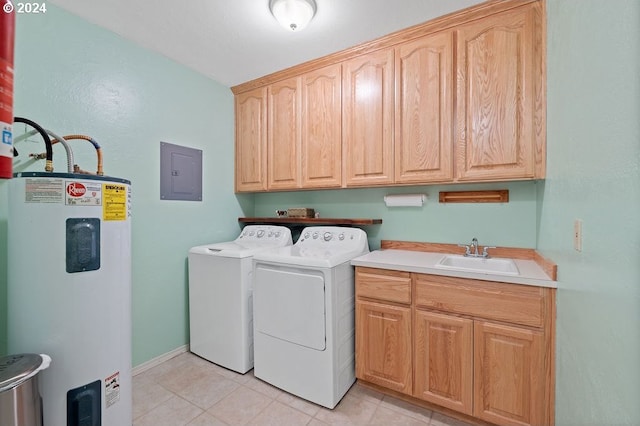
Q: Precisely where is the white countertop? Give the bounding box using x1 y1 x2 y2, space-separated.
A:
351 249 557 288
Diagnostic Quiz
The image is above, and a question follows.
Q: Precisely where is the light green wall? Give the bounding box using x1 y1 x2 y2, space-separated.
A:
2 5 639 423
0 6 254 364
255 181 540 249
539 0 640 424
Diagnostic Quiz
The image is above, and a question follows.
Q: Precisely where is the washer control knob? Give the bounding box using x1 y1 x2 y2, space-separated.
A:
304 232 311 239
323 232 333 242
338 233 345 241
274 231 281 238
312 232 319 239
257 230 265 238
249 231 255 236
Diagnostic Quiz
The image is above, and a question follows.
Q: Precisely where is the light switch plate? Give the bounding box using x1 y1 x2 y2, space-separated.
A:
573 219 583 252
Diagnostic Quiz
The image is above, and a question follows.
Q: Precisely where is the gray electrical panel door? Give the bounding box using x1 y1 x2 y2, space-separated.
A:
160 141 202 201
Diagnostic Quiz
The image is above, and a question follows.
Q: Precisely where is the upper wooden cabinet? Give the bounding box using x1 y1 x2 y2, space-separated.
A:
343 49 395 187
395 31 454 183
301 64 343 188
232 0 545 192
235 88 267 192
268 77 302 190
455 2 545 181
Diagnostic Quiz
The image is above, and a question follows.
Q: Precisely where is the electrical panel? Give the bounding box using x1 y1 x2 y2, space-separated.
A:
160 141 202 201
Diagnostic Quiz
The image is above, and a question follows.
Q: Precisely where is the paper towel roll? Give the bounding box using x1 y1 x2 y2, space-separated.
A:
383 194 427 207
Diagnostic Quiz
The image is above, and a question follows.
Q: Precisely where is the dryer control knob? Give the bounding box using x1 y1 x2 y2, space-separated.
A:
312 232 319 239
274 231 281 238
338 233 345 240
257 230 265 238
323 232 333 242
304 232 311 239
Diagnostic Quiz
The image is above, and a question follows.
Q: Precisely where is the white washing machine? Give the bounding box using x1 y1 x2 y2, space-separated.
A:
188 225 292 373
252 226 369 409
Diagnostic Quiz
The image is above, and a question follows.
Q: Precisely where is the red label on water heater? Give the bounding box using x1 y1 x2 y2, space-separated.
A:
66 182 86 197
65 180 102 206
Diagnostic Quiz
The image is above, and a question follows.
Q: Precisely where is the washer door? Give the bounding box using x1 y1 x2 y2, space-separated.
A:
254 263 326 350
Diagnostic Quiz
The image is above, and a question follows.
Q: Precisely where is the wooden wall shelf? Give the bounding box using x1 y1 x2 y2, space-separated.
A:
439 190 509 203
239 217 382 226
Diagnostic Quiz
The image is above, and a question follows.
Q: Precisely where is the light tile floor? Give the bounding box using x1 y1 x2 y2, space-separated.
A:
133 352 475 426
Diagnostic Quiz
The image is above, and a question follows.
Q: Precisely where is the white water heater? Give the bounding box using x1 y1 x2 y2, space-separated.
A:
7 172 132 426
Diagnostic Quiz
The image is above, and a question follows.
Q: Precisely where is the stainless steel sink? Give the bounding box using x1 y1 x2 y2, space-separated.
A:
434 255 519 276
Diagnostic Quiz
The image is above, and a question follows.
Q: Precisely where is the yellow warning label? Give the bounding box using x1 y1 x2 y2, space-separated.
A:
103 183 127 221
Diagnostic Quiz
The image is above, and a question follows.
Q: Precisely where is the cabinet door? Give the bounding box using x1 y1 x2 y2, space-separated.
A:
268 77 301 190
356 300 411 394
301 64 342 188
343 49 395 186
456 3 544 181
395 32 453 183
414 310 473 415
235 88 267 192
474 321 544 426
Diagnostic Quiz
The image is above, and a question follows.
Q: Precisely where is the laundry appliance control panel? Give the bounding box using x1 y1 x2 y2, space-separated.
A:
297 227 368 252
237 225 291 244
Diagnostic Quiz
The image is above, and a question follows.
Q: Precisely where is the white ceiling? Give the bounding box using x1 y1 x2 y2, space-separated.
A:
48 0 485 88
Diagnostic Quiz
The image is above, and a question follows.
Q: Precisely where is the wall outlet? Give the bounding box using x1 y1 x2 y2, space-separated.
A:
573 219 583 252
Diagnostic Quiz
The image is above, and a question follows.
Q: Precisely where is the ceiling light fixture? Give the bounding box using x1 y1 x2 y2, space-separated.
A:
269 0 317 32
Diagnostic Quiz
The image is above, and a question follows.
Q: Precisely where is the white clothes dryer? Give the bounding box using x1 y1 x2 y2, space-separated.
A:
188 225 292 373
252 226 369 408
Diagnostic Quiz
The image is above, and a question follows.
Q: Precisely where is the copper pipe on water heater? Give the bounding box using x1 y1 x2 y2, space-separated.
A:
45 134 104 175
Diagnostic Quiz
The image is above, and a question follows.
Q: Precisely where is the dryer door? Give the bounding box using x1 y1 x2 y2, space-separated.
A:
254 263 326 351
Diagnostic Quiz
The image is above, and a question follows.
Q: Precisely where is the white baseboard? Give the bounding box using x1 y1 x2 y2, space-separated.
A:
132 344 189 376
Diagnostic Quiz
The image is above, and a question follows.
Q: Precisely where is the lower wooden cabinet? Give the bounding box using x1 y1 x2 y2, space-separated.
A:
414 310 473 415
355 299 412 394
474 321 545 426
355 267 555 426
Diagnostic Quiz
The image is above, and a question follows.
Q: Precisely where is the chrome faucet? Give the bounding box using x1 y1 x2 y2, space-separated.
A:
470 237 479 257
458 237 495 258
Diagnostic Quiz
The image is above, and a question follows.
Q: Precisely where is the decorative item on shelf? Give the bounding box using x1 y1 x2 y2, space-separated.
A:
276 210 288 217
239 217 382 226
269 0 317 32
287 207 315 218
439 190 509 203
383 194 427 207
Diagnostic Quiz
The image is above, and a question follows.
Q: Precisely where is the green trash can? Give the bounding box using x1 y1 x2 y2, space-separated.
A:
0 354 51 426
